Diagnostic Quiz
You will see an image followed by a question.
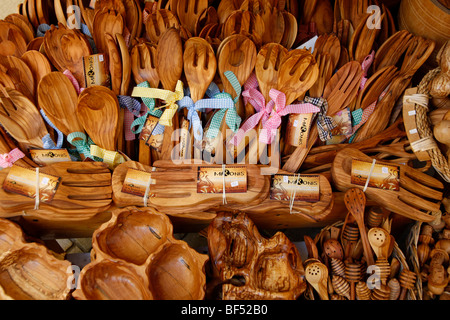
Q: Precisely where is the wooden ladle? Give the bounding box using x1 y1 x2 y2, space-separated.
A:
305 261 329 300
76 85 119 151
344 188 375 267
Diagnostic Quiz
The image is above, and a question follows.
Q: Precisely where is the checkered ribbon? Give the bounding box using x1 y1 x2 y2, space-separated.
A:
260 90 320 144
63 69 84 94
129 81 164 135
90 145 126 170
67 132 96 160
303 96 337 142
360 51 375 90
205 71 242 139
0 148 25 168
230 73 272 146
131 80 184 127
177 95 208 142
347 85 389 141
118 95 142 141
40 109 64 149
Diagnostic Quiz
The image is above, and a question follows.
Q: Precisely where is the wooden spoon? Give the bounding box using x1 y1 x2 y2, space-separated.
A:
277 49 319 105
92 7 124 55
305 261 329 300
104 33 123 95
313 33 341 71
218 34 257 117
4 13 35 44
145 9 180 44
76 86 119 151
20 50 52 92
222 10 265 48
368 227 392 260
255 42 288 103
373 30 414 72
130 41 159 88
37 72 84 137
0 55 35 103
156 27 183 92
282 61 362 173
344 188 375 267
177 0 208 36
183 37 216 103
309 52 332 98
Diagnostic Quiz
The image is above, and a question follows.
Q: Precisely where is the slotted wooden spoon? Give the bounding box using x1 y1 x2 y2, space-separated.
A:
145 8 180 44
0 87 47 149
305 261 329 300
130 41 159 88
277 48 319 105
344 187 375 267
282 61 363 172
177 0 208 36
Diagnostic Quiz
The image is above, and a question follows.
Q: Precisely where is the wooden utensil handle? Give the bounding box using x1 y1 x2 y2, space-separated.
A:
282 124 318 172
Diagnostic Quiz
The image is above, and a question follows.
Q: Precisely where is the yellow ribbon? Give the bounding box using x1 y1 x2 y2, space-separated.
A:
90 145 126 170
131 80 184 127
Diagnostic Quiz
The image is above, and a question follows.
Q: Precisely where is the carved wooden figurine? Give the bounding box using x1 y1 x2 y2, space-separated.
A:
207 211 306 300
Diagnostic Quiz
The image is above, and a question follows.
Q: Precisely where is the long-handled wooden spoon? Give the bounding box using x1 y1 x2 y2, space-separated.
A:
344 188 375 267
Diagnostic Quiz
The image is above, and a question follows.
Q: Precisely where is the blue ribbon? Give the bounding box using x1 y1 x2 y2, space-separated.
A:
40 110 64 149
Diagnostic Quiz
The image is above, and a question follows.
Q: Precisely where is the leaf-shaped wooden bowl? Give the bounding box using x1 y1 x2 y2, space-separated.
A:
0 242 72 300
43 23 92 87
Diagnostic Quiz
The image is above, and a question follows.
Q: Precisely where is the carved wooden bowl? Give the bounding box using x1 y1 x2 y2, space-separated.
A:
74 206 209 300
0 242 72 300
72 259 153 300
0 218 25 254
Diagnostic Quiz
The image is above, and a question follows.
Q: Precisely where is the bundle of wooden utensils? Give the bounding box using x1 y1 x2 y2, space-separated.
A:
0 0 448 301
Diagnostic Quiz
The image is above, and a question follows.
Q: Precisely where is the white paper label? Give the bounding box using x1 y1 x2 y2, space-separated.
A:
230 181 239 188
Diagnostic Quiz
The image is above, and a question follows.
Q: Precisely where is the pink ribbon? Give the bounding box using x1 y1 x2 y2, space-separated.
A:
260 89 320 144
0 148 25 168
360 51 375 90
230 74 273 146
63 69 85 95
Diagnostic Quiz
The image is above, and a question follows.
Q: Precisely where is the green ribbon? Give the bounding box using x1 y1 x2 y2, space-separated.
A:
130 81 163 134
67 132 100 161
205 71 242 139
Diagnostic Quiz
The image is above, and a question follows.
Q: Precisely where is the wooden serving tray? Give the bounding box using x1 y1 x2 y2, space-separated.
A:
112 160 269 215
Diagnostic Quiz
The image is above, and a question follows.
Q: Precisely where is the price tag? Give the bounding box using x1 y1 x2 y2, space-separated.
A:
351 159 400 191
197 166 247 194
29 149 71 166
121 168 155 199
3 165 61 203
270 174 320 202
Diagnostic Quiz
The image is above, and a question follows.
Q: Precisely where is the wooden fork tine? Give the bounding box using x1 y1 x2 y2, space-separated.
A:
399 172 443 201
402 165 445 190
398 187 442 213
